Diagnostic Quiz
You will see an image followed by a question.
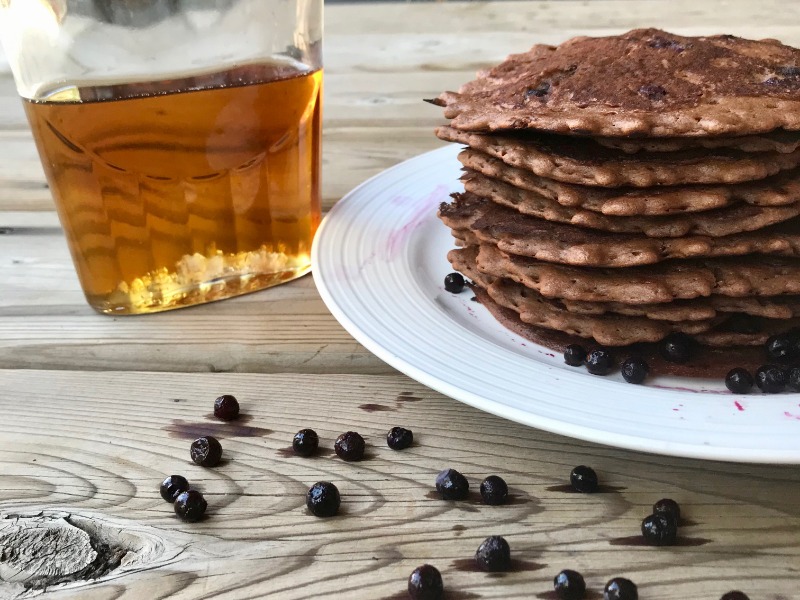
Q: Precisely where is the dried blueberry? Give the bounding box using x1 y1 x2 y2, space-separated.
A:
190 436 222 467
480 475 509 505
213 394 239 421
659 333 693 364
474 535 511 572
435 468 469 500
159 475 189 503
765 334 798 364
604 577 638 600
788 366 800 391
720 592 750 600
564 344 586 367
586 349 614 375
334 431 366 461
293 428 319 457
554 569 587 600
641 513 678 545
306 481 340 517
387 426 413 450
444 272 465 293
725 368 753 394
174 490 207 522
570 465 599 493
408 564 444 600
755 364 786 393
653 498 681 522
621 357 649 384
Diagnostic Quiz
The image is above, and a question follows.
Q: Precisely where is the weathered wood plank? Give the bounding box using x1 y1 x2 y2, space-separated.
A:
1 369 798 599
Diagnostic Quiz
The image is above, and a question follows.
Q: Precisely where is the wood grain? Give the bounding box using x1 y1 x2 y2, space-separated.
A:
2 369 800 600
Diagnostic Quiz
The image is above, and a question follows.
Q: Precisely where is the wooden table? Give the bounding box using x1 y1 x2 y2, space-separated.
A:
3 1 800 598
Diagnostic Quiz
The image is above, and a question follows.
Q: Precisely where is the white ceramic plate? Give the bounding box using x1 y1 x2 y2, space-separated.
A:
313 144 800 463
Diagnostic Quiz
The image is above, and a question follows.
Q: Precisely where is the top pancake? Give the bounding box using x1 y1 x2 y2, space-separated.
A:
433 29 800 137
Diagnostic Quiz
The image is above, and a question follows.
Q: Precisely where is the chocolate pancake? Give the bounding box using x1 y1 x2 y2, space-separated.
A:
472 243 800 303
437 126 800 187
594 130 800 154
459 149 800 216
438 193 800 267
433 29 800 137
463 172 800 238
450 246 800 322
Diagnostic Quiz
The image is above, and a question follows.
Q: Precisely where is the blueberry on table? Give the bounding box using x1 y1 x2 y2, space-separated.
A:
755 364 786 393
435 468 469 500
474 535 511 572
553 569 586 600
621 356 649 384
190 436 223 467
720 592 750 600
480 475 509 505
387 426 413 450
604 577 638 600
306 481 341 517
585 349 614 375
444 272 466 293
641 513 678 546
213 394 240 421
570 465 599 493
174 490 207 522
160 474 189 503
293 428 319 456
659 332 693 364
652 498 681 522
407 564 444 600
725 368 753 394
334 431 366 461
564 344 586 367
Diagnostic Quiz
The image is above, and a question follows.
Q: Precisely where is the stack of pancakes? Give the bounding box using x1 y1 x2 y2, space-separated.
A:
433 29 800 350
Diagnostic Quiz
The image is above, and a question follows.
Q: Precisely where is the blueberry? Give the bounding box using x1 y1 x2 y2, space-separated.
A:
720 593 750 600
660 332 693 364
585 349 614 375
334 431 365 461
474 535 511 572
293 428 319 456
621 357 649 384
435 468 469 500
755 364 786 393
564 344 586 367
652 498 681 522
789 366 800 391
444 272 465 293
159 475 189 503
407 564 444 600
480 475 509 505
604 577 638 600
213 394 239 421
641 513 678 545
570 465 598 493
553 569 586 600
765 334 799 364
387 426 413 450
306 481 340 517
190 436 222 467
174 490 207 522
725 368 753 394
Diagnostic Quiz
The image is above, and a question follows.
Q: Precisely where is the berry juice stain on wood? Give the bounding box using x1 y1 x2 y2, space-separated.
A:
546 484 626 494
359 403 395 412
164 419 271 439
609 535 711 546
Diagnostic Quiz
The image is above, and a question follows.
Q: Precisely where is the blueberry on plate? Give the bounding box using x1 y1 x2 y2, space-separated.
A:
755 364 786 393
444 272 465 293
564 344 586 367
621 357 649 384
725 368 753 394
